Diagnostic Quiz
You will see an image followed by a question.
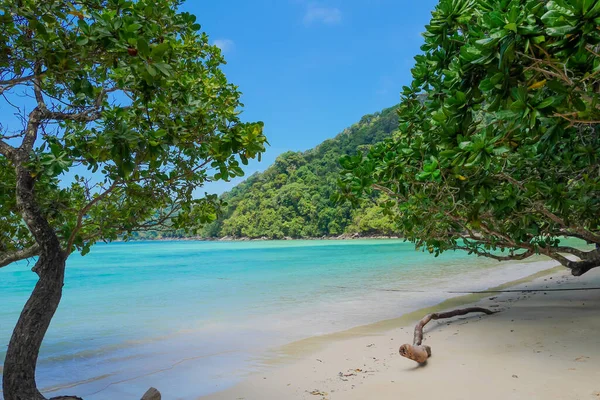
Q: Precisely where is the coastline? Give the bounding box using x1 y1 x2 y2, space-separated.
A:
5 240 564 400
201 264 600 400
4 242 592 399
124 233 402 242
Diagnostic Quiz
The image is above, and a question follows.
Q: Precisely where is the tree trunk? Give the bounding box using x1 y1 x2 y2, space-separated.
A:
2 157 161 400
568 252 600 276
2 245 67 400
2 160 67 400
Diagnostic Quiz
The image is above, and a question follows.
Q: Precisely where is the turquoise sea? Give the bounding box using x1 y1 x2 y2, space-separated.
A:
0 240 557 399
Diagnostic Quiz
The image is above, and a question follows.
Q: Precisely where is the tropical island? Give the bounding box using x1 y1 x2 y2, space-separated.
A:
129 105 401 241
1 0 599 400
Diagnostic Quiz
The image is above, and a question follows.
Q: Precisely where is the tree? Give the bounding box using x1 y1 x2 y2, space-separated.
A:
0 1 266 398
205 106 400 239
339 0 600 276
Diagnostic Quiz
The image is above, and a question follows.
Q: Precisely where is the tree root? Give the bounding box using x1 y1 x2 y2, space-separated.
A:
399 307 495 363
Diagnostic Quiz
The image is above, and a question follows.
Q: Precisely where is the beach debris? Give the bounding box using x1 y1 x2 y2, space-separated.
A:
316 358 323 362
399 307 495 363
308 389 328 396
367 343 375 347
575 356 590 362
338 368 368 379
140 387 161 400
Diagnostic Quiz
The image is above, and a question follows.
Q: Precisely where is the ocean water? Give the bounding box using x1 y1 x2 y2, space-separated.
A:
0 240 560 399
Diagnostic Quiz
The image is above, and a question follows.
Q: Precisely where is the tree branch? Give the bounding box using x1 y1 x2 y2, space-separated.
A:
19 107 42 153
0 73 43 96
567 257 600 276
41 109 101 122
0 244 40 269
498 173 600 244
555 246 590 260
135 203 182 230
33 64 45 108
539 249 572 267
66 180 119 254
455 246 534 261
561 229 600 245
0 72 45 87
372 183 407 200
0 139 16 159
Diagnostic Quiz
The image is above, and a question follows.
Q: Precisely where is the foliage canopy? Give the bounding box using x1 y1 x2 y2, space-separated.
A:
0 0 266 264
340 0 600 276
197 106 399 240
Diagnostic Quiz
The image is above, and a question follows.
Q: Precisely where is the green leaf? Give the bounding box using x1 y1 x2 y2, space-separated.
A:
573 96 586 111
153 62 173 76
531 35 546 44
127 23 142 32
537 96 556 109
76 36 89 46
145 64 157 77
431 110 447 122
151 42 170 59
77 19 89 33
546 25 576 36
493 146 510 155
137 38 150 56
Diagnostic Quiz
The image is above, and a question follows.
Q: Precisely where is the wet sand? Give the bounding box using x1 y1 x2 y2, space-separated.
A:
203 266 600 400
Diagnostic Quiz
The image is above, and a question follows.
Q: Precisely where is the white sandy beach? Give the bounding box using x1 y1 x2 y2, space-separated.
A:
203 263 600 400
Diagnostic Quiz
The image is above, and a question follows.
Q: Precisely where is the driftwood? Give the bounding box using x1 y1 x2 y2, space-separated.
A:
399 307 495 363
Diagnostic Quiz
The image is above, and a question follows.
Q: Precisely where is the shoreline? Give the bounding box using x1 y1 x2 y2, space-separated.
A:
124 234 402 242
201 264 600 399
5 246 589 399
266 264 565 361
6 241 564 400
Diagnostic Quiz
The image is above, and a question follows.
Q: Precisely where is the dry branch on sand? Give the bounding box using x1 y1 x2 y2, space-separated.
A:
399 307 495 363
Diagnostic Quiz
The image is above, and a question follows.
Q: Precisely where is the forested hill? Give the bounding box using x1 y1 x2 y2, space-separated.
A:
201 105 400 239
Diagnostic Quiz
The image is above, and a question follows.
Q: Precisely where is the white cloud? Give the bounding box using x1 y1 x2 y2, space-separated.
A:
303 4 342 25
213 39 235 54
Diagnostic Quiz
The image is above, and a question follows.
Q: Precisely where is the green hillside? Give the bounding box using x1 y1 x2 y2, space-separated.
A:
202 105 400 239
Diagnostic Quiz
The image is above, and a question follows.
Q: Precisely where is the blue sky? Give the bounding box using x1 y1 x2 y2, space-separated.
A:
187 0 439 194
1 0 439 195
